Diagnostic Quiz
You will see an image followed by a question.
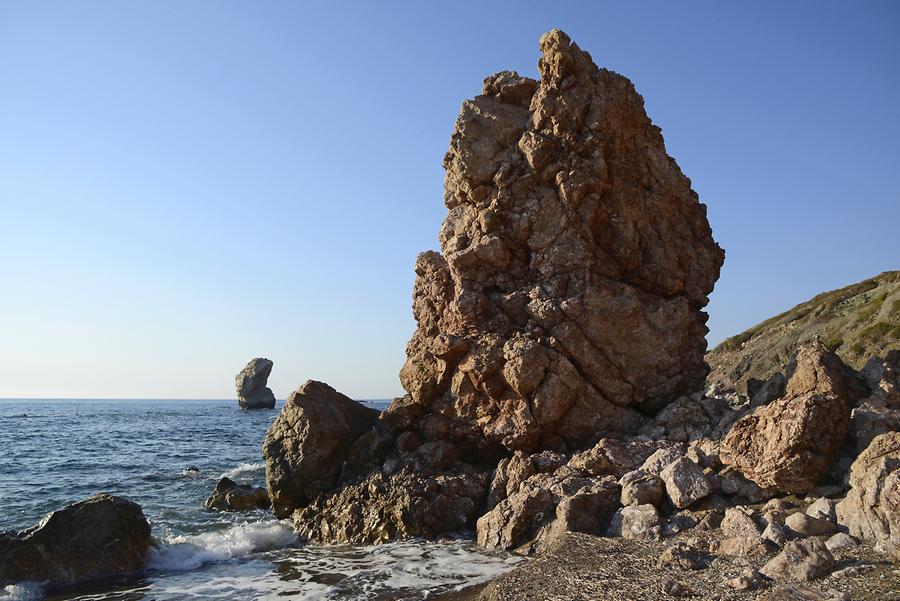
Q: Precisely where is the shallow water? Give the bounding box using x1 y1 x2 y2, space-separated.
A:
0 400 520 600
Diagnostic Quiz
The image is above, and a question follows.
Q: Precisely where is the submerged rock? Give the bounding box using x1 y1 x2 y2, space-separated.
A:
235 357 277 409
720 342 865 494
389 28 723 457
262 380 379 518
0 493 152 588
204 477 270 511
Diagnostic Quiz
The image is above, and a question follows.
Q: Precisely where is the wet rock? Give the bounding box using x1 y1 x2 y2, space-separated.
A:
262 380 380 517
0 494 152 588
235 357 277 409
294 465 489 544
761 538 835 582
204 477 270 511
835 431 900 558
660 456 711 508
392 28 724 456
606 504 662 540
720 342 866 494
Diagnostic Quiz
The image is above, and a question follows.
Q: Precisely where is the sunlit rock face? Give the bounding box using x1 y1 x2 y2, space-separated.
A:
386 29 724 458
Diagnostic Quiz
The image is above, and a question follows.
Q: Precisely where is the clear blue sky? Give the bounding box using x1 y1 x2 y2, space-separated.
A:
1 2 898 399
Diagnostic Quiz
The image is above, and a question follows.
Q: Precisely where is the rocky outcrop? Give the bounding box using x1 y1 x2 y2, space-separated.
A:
0 494 152 588
719 342 865 494
204 477 270 511
235 357 277 409
835 431 900 558
293 465 490 544
262 380 379 517
387 28 723 458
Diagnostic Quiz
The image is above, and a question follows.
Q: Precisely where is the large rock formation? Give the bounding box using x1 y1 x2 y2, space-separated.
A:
386 29 723 458
0 494 152 588
236 357 277 409
835 431 900 558
262 380 379 517
719 342 866 494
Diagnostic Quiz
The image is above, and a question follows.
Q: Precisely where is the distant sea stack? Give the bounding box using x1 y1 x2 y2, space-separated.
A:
235 357 277 409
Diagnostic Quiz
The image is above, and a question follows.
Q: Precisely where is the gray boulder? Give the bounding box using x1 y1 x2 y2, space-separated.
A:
235 357 277 409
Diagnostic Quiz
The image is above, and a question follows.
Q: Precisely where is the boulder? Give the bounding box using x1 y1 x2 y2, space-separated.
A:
294 465 489 544
390 28 723 456
721 505 760 536
834 431 900 558
849 351 900 453
761 538 834 582
262 380 379 517
716 534 775 558
720 342 866 494
785 512 836 537
805 497 838 522
204 477 270 511
659 456 711 509
824 532 858 552
619 469 664 507
0 494 152 588
657 542 710 570
606 504 662 540
235 357 277 409
758 585 849 601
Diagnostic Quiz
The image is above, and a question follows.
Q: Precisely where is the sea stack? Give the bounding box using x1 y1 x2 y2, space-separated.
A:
235 357 277 409
385 28 724 457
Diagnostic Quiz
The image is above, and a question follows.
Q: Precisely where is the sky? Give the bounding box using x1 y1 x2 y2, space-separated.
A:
0 2 898 400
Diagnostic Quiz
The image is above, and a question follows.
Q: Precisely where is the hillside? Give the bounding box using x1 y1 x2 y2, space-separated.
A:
706 270 900 393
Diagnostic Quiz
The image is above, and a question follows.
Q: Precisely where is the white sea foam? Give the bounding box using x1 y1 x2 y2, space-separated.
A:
219 462 265 480
0 582 44 601
151 538 524 600
146 520 297 572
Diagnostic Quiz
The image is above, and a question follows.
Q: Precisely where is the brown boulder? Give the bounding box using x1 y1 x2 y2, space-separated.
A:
835 431 900 558
760 538 835 582
292 465 489 544
719 342 864 494
391 28 723 456
262 380 379 517
0 494 152 588
204 477 270 511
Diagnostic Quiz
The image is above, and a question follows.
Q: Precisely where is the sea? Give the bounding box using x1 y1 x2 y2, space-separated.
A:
0 399 521 601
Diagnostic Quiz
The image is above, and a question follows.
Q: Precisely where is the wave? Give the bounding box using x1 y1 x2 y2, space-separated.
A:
0 583 44 601
219 462 265 480
146 520 297 572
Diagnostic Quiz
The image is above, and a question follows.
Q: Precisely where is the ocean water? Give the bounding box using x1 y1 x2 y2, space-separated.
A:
0 400 520 600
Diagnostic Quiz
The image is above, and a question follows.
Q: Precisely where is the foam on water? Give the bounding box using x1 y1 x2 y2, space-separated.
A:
219 462 265 480
146 520 298 571
0 583 44 601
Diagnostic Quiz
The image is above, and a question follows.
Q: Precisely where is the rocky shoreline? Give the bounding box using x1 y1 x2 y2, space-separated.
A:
1 28 897 601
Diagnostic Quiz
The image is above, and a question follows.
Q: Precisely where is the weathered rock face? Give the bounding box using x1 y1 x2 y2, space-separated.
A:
719 342 865 494
388 29 724 457
0 494 152 588
205 477 270 511
292 465 490 544
262 380 379 517
835 431 900 558
236 357 277 409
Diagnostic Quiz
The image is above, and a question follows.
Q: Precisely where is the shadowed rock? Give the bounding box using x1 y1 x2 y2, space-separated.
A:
262 380 379 517
0 494 152 588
